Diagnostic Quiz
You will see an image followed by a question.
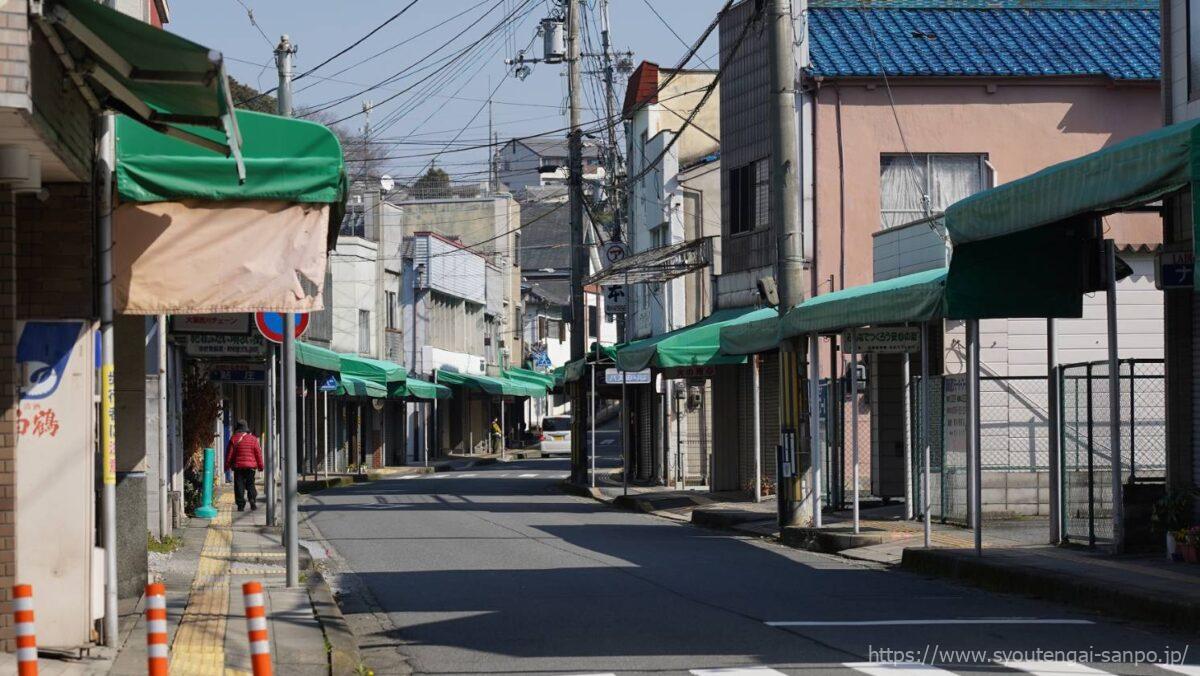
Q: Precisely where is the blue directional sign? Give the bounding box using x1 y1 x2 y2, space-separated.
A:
318 375 340 392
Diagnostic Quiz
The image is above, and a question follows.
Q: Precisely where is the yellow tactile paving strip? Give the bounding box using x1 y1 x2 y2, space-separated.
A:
170 490 251 676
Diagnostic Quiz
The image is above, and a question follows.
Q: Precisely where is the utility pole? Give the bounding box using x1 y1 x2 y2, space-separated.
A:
598 0 622 239
567 0 588 485
276 33 301 589
769 0 811 527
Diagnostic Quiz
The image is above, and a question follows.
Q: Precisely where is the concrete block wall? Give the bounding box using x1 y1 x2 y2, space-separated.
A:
981 470 1052 517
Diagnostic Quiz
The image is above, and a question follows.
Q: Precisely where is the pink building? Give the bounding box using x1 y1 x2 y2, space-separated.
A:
713 0 1162 512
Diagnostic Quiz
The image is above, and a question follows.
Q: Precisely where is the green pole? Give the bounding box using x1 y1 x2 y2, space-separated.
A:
195 447 219 518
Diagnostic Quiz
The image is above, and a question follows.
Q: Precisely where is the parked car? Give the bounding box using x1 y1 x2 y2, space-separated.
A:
539 416 572 455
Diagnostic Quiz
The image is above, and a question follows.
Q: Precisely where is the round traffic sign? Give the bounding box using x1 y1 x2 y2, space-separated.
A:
604 242 628 265
254 312 310 344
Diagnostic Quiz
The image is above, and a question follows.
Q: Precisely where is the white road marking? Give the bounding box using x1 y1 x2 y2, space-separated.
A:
1000 662 1110 676
518 473 538 478
846 663 958 676
1159 667 1200 676
600 439 615 445
398 475 418 480
457 473 476 478
766 619 1094 627
690 669 788 676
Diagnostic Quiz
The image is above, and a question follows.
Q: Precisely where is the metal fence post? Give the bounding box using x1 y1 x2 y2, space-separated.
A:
1086 363 1095 548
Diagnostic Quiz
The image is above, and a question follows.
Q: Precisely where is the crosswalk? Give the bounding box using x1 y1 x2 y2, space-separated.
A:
552 663 1199 676
396 471 565 480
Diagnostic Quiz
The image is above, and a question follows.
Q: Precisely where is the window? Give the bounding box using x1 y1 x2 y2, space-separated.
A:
1192 0 1200 100
879 154 986 230
385 291 397 329
587 305 598 339
358 310 371 354
729 158 768 235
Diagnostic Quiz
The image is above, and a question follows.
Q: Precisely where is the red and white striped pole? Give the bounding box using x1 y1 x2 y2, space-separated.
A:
12 584 37 676
242 581 272 676
145 582 169 676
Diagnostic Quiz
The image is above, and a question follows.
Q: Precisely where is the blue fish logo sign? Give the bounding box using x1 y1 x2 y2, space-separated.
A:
17 322 82 401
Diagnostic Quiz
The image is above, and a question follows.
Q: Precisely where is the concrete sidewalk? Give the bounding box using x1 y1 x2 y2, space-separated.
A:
561 477 1200 632
107 488 333 675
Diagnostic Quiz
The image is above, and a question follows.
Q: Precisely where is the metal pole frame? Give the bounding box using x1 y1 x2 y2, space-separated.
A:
903 341 914 520
323 390 329 482
157 315 170 539
967 318 981 555
590 362 596 487
277 34 300 589
1104 239 1124 551
753 355 763 503
98 112 119 647
921 322 932 548
622 371 629 496
1047 318 1061 544
808 334 822 527
850 328 860 534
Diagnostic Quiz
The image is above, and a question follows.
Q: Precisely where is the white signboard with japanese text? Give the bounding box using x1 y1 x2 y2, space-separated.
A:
605 368 651 385
180 333 268 358
171 313 249 334
843 327 920 354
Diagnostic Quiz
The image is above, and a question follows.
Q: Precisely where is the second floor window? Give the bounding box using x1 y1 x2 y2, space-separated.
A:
385 291 397 330
729 158 768 235
880 154 986 230
358 310 371 354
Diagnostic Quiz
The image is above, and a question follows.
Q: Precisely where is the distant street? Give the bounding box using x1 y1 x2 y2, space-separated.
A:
303 452 1195 676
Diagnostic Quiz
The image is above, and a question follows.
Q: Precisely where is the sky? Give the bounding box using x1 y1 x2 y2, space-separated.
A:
171 0 726 185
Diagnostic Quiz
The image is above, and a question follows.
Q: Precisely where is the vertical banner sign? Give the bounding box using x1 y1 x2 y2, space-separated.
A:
101 363 116 485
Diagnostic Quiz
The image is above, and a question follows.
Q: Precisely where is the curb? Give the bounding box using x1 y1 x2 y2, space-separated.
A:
900 548 1200 632
781 526 890 553
691 508 772 530
306 570 364 675
558 479 612 503
298 476 369 493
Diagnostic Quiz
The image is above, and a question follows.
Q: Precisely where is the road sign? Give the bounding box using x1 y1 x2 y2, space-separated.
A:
605 368 650 385
602 241 628 268
603 284 627 314
1156 250 1194 289
843 327 920 354
318 375 339 392
254 312 310 344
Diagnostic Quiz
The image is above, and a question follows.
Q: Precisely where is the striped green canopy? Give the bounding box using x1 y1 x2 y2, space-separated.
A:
296 342 341 372
720 269 948 355
617 306 777 371
435 370 546 398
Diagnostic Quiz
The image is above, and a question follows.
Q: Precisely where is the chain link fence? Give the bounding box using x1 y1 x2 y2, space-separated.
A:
1060 359 1165 547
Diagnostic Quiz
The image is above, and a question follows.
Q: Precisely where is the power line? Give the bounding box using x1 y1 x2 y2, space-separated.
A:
238 0 425 106
641 0 714 69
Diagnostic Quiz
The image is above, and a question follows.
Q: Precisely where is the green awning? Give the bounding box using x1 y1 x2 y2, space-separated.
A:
504 367 556 389
336 375 387 398
401 377 452 400
560 342 620 384
339 355 407 389
943 117 1200 307
296 342 340 372
39 0 243 165
116 110 348 229
616 307 777 371
434 370 545 398
720 269 948 355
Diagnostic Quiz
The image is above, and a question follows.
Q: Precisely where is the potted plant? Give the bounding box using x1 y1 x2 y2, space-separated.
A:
1183 526 1200 564
1152 489 1196 560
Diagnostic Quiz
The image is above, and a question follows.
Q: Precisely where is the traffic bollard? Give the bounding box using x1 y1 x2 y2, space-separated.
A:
242 581 272 676
195 447 218 518
145 583 169 676
13 584 37 676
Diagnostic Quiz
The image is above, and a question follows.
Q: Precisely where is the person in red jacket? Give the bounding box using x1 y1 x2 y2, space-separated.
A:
225 419 264 512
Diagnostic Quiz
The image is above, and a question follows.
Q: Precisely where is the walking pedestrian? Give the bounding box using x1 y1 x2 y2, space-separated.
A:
225 419 264 512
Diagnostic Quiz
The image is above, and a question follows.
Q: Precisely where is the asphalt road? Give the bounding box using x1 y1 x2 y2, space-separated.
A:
304 452 1196 676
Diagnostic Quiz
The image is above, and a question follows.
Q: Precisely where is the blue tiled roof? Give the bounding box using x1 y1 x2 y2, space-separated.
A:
808 3 1160 81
